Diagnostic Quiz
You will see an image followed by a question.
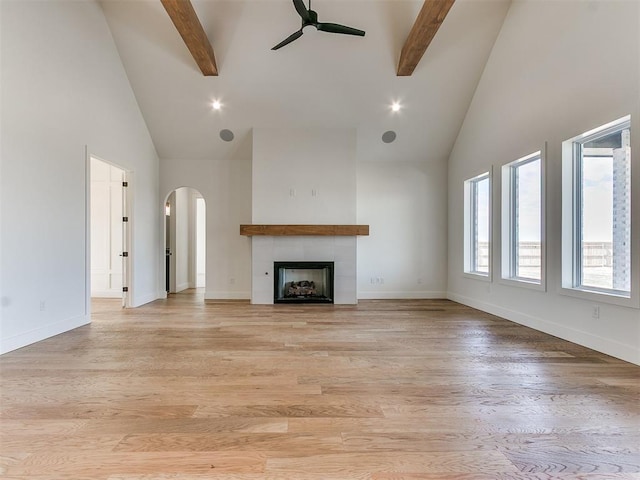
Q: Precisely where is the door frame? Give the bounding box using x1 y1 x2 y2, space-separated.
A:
85 148 133 314
163 187 206 296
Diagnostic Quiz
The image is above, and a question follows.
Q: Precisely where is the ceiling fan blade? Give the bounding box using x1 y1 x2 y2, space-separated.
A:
292 0 311 23
272 29 304 50
316 23 365 36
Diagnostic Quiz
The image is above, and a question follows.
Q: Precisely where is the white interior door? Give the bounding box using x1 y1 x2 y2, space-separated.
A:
90 157 124 298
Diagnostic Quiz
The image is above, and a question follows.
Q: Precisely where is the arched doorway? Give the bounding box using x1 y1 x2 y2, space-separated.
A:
164 187 206 296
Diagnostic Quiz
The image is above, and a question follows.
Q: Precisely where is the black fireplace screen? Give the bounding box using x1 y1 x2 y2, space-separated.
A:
274 261 334 304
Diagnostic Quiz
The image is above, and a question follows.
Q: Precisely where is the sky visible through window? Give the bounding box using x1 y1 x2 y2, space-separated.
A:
475 177 490 273
476 177 490 243
515 158 541 280
583 156 613 243
516 159 541 243
581 155 615 290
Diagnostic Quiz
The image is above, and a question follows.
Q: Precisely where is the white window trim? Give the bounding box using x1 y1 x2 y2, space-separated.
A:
500 147 546 292
464 170 492 281
560 115 639 309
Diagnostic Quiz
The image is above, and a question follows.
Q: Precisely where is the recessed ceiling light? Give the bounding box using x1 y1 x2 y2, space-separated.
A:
212 100 222 110
391 102 401 112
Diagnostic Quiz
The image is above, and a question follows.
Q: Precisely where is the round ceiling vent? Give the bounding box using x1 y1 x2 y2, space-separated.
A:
219 129 235 142
382 130 397 144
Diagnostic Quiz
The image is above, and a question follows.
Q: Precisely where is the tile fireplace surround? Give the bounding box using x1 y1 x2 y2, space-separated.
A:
241 224 369 305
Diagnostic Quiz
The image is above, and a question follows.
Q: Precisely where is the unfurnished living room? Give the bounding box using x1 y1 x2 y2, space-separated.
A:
1 0 639 478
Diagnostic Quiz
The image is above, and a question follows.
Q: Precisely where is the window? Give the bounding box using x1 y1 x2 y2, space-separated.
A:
464 172 491 277
501 151 544 286
562 116 631 298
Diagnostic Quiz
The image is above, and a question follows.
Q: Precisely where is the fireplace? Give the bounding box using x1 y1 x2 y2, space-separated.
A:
274 261 334 304
248 235 357 304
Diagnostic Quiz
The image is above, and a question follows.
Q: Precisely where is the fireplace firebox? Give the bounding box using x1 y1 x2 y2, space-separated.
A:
274 261 334 304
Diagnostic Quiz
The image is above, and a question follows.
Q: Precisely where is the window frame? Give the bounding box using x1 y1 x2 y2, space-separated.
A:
500 149 546 291
464 170 492 280
561 115 638 308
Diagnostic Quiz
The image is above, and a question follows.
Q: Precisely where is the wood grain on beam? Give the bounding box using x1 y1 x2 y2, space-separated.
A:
160 0 218 76
397 0 455 76
240 225 370 237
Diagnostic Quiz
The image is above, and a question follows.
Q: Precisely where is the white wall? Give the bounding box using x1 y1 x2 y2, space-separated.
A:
357 159 448 299
167 190 177 293
196 197 206 288
252 128 357 224
0 0 161 354
160 137 253 300
447 0 640 364
174 187 191 292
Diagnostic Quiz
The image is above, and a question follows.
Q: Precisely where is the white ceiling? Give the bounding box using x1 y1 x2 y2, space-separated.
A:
100 0 511 161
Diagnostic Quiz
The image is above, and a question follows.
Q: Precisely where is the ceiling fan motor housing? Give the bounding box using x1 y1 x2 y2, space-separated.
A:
272 0 365 50
305 9 319 26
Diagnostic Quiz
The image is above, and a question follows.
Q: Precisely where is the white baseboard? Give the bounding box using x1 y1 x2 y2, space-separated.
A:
358 291 447 300
205 291 251 301
91 291 122 299
447 292 640 366
176 282 190 293
0 314 90 355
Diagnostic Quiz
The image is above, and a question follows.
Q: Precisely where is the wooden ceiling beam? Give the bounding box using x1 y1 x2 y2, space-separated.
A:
160 0 218 76
397 0 455 76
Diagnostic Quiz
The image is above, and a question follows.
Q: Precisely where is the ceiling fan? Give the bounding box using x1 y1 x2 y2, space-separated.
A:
272 0 365 50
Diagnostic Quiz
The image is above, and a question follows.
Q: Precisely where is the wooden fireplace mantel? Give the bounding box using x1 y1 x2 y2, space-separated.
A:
240 224 369 237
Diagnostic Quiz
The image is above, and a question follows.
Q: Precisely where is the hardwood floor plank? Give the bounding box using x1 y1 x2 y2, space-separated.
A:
1 434 125 454
79 418 289 435
287 416 640 436
265 451 519 475
0 404 198 420
0 452 31 476
4 452 266 476
0 419 89 435
113 432 344 453
106 474 372 480
194 403 385 418
370 474 640 479
501 446 640 474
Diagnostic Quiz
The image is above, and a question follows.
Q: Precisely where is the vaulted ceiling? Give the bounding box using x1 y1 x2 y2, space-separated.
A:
100 0 511 161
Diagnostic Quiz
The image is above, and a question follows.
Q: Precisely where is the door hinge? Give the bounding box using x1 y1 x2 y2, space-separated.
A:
123 216 129 222
122 181 128 187
121 251 129 257
122 287 129 292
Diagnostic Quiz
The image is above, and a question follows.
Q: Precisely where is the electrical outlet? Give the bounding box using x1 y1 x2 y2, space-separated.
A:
229 278 235 285
39 300 46 311
592 305 600 319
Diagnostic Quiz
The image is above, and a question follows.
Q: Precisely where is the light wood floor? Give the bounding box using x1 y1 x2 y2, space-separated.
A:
1 291 639 479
